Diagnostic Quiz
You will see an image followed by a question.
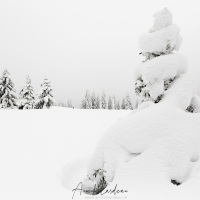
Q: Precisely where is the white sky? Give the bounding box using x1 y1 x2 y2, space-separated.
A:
0 0 200 107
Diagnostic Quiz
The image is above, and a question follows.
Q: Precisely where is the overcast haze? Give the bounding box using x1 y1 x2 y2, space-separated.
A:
0 0 200 107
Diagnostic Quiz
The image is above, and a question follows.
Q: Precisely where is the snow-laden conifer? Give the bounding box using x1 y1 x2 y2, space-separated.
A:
35 78 54 109
18 76 35 109
0 69 17 108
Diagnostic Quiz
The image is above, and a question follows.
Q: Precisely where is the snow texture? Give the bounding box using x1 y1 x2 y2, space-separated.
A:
0 108 130 199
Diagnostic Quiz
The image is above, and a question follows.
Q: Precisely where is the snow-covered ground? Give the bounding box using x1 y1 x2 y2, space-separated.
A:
0 107 130 200
1 106 200 200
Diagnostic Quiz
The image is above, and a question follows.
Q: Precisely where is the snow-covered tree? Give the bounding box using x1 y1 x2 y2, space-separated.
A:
96 95 100 109
82 8 199 196
0 69 17 108
81 90 92 109
125 93 133 110
135 8 184 105
67 99 73 108
18 76 35 109
35 78 54 109
115 100 120 110
91 91 97 109
112 95 117 109
108 96 113 110
101 91 107 109
57 102 66 107
80 100 86 109
121 98 126 109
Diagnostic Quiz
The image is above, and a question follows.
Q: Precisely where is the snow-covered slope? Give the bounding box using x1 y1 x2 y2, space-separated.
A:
1 107 200 200
0 107 130 200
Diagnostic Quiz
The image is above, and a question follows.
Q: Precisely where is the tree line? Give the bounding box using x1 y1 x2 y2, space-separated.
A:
80 90 134 110
0 69 134 110
0 69 54 109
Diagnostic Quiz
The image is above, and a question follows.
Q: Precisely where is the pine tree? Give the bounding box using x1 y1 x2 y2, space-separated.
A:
18 76 35 109
108 96 113 110
112 95 117 109
101 91 107 109
125 93 133 110
81 90 91 109
80 99 86 109
116 100 120 110
121 98 126 109
67 99 73 108
0 69 17 108
96 95 100 109
35 78 54 109
91 91 97 109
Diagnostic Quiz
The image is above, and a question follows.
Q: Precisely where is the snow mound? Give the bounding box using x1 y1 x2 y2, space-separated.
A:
135 53 187 84
134 53 190 104
107 107 200 200
82 104 200 199
187 95 200 113
150 7 173 32
162 73 194 110
139 24 182 53
139 8 182 54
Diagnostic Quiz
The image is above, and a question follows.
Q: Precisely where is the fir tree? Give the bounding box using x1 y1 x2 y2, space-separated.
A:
67 99 73 108
91 91 97 109
108 96 113 110
116 100 120 110
101 90 107 109
0 69 17 108
81 90 91 109
135 8 183 105
18 76 35 109
35 78 54 109
125 93 133 110
112 95 117 109
121 98 126 109
80 99 86 109
96 95 100 109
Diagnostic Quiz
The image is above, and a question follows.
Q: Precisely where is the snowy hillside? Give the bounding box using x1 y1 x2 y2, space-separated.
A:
0 107 130 199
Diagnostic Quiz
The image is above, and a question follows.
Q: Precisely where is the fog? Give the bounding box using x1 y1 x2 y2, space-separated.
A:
0 0 200 107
